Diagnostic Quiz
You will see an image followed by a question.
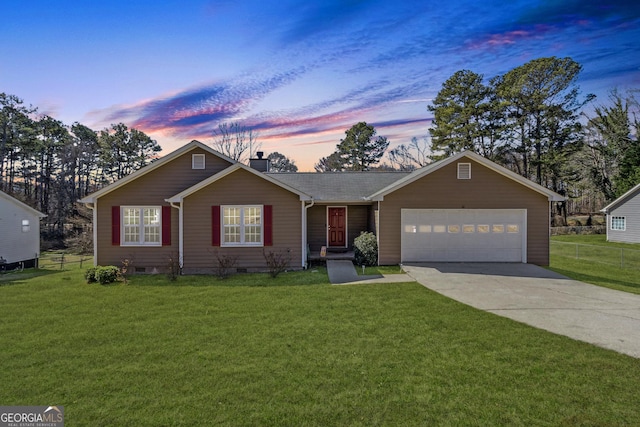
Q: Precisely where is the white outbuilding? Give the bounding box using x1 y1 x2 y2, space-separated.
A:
0 190 46 269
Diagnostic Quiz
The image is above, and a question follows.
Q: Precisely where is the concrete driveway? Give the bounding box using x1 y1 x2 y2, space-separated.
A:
402 263 640 358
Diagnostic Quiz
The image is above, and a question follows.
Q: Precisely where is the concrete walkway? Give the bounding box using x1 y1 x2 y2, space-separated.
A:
402 263 640 358
326 260 414 285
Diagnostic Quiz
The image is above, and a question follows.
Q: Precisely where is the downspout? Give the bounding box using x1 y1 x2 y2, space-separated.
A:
548 199 552 265
303 199 315 269
377 200 381 266
169 201 183 271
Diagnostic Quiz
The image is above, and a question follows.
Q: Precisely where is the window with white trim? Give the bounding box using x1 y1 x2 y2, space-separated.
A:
122 207 162 246
611 216 626 231
21 219 30 233
222 205 263 246
192 153 205 169
457 163 471 179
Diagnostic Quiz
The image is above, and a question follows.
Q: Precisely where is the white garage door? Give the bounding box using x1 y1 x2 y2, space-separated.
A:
401 209 526 262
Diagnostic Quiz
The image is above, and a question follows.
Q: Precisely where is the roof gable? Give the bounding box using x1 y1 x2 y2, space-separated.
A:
369 151 564 202
0 191 46 217
167 163 312 203
601 182 640 213
79 140 235 204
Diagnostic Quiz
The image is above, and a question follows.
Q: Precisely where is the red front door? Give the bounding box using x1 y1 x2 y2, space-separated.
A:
328 207 346 247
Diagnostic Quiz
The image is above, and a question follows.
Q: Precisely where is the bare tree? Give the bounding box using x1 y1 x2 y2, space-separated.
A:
212 122 260 164
388 136 432 170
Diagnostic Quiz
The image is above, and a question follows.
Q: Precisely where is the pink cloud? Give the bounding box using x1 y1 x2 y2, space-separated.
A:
465 26 552 50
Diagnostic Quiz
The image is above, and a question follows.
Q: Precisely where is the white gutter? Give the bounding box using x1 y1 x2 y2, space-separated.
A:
377 200 381 266
303 199 315 268
168 201 183 270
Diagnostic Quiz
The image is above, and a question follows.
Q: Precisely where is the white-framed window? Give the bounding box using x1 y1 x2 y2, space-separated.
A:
611 216 626 231
457 163 471 179
21 219 30 233
222 205 263 246
122 207 162 246
192 153 205 169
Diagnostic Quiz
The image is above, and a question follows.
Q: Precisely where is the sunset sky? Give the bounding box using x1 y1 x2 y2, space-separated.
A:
3 1 639 170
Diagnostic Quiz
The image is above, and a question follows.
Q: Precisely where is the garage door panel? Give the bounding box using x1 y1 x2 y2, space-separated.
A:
401 209 525 263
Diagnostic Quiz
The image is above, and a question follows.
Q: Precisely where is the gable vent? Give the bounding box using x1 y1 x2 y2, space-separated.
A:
192 154 205 170
457 162 471 179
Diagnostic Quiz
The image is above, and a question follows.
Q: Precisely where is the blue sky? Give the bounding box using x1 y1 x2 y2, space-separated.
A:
3 0 639 170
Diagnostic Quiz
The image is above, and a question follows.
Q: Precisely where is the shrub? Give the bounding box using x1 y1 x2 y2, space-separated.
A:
263 248 291 278
166 252 181 281
213 252 238 279
354 231 378 267
120 258 133 284
95 266 120 285
85 267 98 283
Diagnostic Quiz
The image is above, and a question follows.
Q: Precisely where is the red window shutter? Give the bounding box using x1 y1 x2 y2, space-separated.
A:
162 206 171 246
112 206 120 245
264 205 273 246
212 206 221 246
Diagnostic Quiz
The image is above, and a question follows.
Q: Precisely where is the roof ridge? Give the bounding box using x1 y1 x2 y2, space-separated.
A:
266 171 411 174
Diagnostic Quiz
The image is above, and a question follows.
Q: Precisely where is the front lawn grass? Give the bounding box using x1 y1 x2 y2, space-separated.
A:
359 265 404 275
550 235 640 294
1 264 640 425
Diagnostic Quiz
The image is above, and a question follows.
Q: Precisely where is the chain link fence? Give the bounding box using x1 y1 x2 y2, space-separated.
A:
551 241 640 270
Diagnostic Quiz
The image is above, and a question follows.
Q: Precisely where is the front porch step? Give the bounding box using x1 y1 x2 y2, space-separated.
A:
308 250 355 261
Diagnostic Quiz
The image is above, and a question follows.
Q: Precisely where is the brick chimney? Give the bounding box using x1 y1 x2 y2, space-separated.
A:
249 151 270 172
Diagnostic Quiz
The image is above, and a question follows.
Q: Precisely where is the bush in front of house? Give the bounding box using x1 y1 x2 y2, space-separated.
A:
85 267 98 283
166 252 181 281
354 231 378 267
96 266 120 284
213 252 238 279
86 266 121 285
263 248 291 279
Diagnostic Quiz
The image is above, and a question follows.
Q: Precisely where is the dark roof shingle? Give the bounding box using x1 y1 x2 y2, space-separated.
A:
266 171 411 202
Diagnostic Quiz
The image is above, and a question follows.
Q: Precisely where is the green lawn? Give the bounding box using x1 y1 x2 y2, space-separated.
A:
550 235 640 294
1 264 640 425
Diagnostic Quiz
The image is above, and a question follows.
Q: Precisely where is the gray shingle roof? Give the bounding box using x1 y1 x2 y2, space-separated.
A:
266 171 411 202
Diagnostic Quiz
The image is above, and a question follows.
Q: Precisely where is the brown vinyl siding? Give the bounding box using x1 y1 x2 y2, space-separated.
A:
182 168 302 273
307 204 372 251
346 205 370 248
378 159 551 265
96 149 232 268
307 205 327 252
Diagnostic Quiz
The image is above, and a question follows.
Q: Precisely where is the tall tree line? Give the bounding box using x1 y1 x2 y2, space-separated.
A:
0 93 161 235
426 56 638 213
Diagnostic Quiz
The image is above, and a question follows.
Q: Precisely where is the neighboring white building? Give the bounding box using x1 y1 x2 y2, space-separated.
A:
0 190 46 268
601 182 640 244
